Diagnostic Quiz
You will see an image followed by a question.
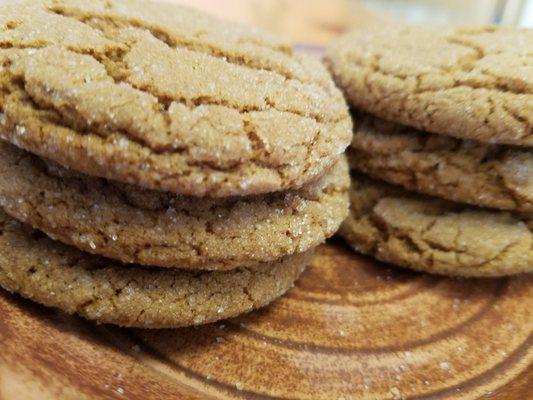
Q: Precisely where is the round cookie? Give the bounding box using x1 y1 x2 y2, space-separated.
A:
0 141 348 270
0 210 311 328
348 113 533 212
339 174 533 277
326 25 533 146
0 0 352 197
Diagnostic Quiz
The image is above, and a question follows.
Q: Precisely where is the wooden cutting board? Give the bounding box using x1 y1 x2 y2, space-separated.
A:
0 241 531 399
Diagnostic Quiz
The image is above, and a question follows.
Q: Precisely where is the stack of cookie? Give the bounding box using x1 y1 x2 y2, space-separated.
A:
326 24 532 277
0 0 352 327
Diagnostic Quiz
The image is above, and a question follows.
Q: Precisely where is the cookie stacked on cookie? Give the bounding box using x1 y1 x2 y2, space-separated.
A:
326 25 532 277
0 0 352 327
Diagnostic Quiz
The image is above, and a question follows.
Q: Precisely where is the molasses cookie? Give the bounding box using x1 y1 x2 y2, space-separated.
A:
348 113 532 212
339 174 532 277
0 210 310 328
0 0 352 196
0 141 349 270
326 25 532 146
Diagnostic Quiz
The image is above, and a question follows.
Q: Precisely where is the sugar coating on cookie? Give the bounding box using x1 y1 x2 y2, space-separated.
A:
0 0 352 196
0 210 310 328
348 113 533 212
326 25 533 146
339 174 532 277
0 141 349 270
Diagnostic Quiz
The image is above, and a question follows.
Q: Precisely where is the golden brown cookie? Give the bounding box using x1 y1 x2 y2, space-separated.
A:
0 210 310 328
339 174 532 277
326 25 533 146
0 141 348 270
0 0 352 196
348 113 532 212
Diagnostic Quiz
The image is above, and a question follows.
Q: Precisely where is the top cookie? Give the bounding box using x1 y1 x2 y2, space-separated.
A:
326 25 533 146
0 0 352 197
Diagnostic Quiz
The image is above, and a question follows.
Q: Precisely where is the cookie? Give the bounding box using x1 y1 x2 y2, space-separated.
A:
0 141 348 270
326 25 533 146
348 113 533 212
339 174 532 277
0 210 310 328
0 0 352 197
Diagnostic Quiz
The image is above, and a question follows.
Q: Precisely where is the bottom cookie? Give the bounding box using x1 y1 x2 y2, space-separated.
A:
0 211 310 328
339 174 532 277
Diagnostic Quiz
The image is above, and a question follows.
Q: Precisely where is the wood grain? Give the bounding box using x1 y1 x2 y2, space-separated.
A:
0 242 531 399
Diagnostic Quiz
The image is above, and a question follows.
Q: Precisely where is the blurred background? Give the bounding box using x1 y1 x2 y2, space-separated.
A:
170 0 533 45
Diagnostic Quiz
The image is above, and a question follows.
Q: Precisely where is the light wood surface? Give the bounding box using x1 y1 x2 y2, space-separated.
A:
1 242 531 399
167 0 388 45
166 0 529 45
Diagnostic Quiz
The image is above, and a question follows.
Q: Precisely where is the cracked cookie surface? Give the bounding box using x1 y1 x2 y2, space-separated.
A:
326 25 533 146
0 141 348 270
0 0 352 196
339 174 532 277
0 210 310 328
348 113 532 212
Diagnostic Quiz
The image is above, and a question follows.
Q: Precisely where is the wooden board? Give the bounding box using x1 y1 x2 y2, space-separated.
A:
1 242 531 399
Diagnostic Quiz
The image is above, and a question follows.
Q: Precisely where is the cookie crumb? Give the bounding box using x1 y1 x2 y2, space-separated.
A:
388 387 402 399
439 361 451 370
